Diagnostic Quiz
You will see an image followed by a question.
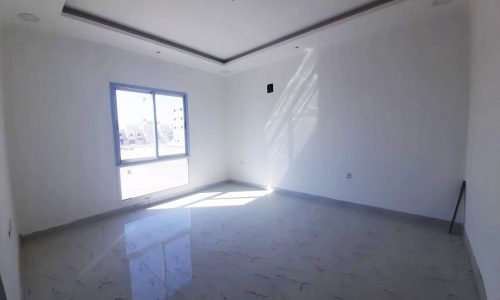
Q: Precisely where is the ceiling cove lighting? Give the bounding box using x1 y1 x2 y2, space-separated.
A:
61 0 398 65
19 13 40 22
432 0 452 6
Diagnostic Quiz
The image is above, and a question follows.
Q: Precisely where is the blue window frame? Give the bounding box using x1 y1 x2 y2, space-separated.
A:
110 82 190 166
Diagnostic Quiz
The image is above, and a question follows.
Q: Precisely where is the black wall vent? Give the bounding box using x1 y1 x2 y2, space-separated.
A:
267 84 274 94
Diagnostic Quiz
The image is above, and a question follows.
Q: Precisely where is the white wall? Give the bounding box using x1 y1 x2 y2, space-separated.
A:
0 1 494 298
0 6 21 300
2 24 228 235
465 0 500 299
227 0 470 220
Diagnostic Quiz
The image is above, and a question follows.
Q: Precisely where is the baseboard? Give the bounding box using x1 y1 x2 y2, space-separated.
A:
22 178 457 243
21 180 230 241
22 178 457 239
228 179 268 190
463 230 487 300
229 179 450 226
21 178 484 299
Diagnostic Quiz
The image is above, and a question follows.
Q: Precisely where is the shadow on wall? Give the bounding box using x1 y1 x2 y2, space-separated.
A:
265 49 320 186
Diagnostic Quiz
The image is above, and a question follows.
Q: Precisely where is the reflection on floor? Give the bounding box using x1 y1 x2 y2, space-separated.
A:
21 183 480 300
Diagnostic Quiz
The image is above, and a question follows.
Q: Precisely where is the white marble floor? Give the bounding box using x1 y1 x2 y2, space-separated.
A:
21 183 479 300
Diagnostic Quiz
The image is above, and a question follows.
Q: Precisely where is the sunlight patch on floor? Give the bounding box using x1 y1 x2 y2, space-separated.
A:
147 192 221 210
147 189 272 210
213 190 272 199
187 197 258 208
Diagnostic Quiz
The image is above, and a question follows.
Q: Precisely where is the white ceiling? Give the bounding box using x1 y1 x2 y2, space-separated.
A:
64 0 372 59
0 0 460 75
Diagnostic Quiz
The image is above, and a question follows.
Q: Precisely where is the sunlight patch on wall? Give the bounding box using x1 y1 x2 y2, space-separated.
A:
265 50 320 186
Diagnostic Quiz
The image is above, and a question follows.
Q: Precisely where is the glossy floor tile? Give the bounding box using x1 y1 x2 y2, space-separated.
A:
21 183 480 300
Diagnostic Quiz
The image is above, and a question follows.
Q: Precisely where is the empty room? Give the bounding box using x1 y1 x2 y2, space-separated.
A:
0 0 499 299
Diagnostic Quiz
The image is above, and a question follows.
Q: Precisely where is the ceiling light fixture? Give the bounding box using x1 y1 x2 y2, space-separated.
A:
19 13 40 22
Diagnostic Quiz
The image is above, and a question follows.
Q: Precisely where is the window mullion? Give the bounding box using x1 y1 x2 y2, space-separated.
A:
152 92 160 159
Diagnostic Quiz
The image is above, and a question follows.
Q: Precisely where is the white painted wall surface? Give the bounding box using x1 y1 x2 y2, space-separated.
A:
2 25 227 235
465 1 500 299
0 7 21 300
227 0 469 220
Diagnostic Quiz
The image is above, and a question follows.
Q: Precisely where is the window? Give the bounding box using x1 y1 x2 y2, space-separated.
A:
110 83 189 165
111 83 190 200
119 159 189 200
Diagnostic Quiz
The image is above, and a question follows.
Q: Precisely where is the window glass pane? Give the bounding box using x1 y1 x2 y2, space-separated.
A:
116 90 156 161
119 159 189 200
155 94 186 156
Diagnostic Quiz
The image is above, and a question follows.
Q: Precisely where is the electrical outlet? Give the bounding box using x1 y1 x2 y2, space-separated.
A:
346 172 353 179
